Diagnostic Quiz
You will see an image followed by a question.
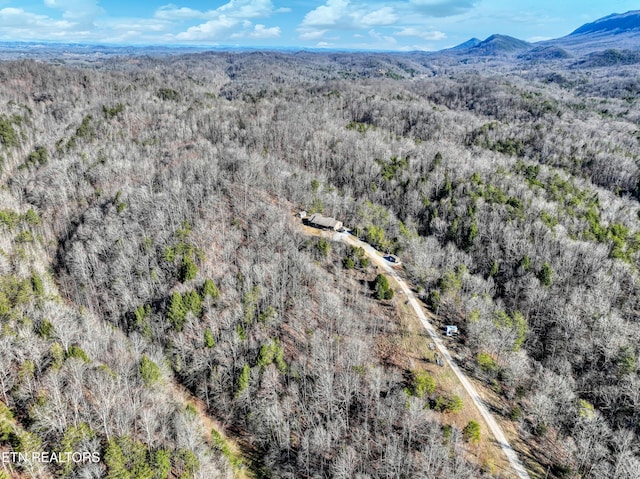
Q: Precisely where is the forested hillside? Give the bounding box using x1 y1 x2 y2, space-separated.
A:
0 50 639 478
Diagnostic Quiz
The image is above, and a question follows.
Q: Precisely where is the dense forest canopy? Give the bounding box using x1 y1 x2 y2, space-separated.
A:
0 46 639 479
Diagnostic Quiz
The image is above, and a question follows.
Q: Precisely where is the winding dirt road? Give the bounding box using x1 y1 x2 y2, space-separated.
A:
335 231 532 479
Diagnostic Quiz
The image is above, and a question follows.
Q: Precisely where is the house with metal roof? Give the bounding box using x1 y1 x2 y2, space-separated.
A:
308 213 343 231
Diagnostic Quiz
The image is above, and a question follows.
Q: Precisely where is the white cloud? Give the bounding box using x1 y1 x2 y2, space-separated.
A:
176 15 237 41
408 0 476 17
1 1 171 43
527 35 552 42
154 5 208 21
99 18 170 33
296 0 483 48
171 0 280 42
0 7 76 39
155 0 276 21
396 26 446 40
217 0 276 19
44 0 104 22
298 0 399 42
249 24 281 39
302 0 349 27
361 7 397 26
368 29 397 45
296 1 468 49
301 1 397 28
299 29 328 41
397 44 437 51
0 0 471 49
298 0 478 43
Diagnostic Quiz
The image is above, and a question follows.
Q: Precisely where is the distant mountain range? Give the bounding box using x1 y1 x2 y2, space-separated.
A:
0 10 638 64
570 10 640 35
448 34 530 55
448 10 640 60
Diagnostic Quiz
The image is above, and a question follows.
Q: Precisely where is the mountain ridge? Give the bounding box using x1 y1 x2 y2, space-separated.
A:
0 10 639 61
570 10 640 36
443 10 640 60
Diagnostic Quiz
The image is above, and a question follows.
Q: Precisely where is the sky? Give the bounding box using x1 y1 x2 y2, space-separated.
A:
0 0 638 51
